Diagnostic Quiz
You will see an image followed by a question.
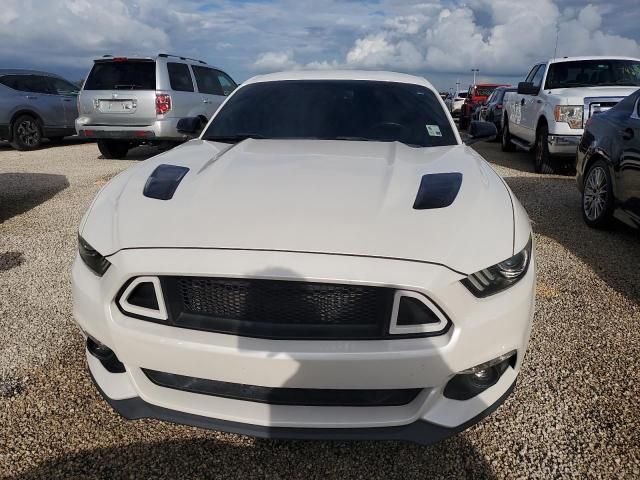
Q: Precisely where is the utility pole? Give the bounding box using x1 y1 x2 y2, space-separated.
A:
553 23 560 59
471 68 479 85
455 79 460 94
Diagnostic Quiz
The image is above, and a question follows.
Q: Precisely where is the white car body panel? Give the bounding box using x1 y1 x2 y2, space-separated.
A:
82 138 515 276
74 70 535 443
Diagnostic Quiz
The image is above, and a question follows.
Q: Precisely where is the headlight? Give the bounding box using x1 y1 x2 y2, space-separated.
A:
554 105 583 129
461 237 532 297
78 234 111 276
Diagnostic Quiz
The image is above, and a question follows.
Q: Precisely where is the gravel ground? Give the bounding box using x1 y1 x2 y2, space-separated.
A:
0 138 638 479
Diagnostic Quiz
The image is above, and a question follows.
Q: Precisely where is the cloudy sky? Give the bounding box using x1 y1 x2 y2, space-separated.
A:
1 0 639 91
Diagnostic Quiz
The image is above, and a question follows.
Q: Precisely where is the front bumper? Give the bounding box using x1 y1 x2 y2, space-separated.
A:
89 363 516 444
73 248 534 443
547 134 581 155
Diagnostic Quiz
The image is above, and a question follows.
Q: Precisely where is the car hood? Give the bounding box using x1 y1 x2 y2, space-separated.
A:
82 139 516 275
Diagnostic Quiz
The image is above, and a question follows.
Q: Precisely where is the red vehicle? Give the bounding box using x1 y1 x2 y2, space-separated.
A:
459 84 510 130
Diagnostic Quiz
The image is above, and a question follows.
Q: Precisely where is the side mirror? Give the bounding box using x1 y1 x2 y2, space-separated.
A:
517 82 539 95
176 117 203 136
463 121 497 145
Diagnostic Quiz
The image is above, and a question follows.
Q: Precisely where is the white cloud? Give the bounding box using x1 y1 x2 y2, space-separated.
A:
253 52 299 71
250 1 640 79
339 1 640 75
0 0 169 70
1 0 639 86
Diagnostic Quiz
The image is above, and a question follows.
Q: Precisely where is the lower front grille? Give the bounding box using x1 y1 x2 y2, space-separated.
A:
160 276 396 340
143 369 422 407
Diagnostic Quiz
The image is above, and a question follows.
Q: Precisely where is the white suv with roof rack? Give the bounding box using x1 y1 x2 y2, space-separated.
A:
75 54 237 159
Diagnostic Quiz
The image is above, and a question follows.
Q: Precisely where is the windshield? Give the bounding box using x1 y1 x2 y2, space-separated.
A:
84 60 156 90
475 87 497 97
203 80 457 148
457 92 467 99
545 60 640 89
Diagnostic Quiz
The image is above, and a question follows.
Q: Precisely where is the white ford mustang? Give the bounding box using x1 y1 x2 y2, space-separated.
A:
73 70 535 445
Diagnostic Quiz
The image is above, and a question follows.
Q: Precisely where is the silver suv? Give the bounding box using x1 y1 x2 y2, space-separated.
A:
0 69 79 150
76 54 237 159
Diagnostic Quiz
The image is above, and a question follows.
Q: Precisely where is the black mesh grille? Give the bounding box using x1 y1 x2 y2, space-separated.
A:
159 276 396 339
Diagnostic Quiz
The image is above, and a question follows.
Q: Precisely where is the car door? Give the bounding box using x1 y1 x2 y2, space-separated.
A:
46 76 79 127
519 64 546 143
192 65 226 118
8 75 64 128
510 66 539 138
166 62 197 120
619 96 640 220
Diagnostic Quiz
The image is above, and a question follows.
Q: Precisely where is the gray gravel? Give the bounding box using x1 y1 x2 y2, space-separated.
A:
1 138 639 479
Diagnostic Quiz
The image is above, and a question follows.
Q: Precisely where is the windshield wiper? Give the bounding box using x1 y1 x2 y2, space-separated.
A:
204 133 268 143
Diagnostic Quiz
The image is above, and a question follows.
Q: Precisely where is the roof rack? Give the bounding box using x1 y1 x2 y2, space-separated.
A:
158 53 207 65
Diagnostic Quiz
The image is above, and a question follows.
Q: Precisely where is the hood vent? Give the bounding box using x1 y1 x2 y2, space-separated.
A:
413 173 462 210
143 164 189 200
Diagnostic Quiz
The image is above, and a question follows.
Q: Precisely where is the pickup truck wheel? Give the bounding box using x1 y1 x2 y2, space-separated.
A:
534 125 554 174
582 160 614 229
501 118 515 152
10 115 42 151
97 139 130 159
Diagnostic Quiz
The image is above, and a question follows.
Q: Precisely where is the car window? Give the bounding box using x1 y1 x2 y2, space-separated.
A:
544 60 640 89
167 63 194 92
84 60 156 90
0 74 52 93
524 65 540 83
192 66 223 95
458 92 467 99
476 86 496 97
47 77 79 95
204 80 457 148
530 66 545 89
216 71 237 96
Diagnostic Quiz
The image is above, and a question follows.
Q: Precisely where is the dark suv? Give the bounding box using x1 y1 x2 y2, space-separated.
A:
0 69 79 150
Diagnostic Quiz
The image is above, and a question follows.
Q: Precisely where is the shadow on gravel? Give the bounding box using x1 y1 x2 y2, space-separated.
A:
10 435 494 480
0 251 24 271
0 173 69 223
0 137 93 151
505 175 640 302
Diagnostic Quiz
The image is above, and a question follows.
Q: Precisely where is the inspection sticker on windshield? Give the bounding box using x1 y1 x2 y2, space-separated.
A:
426 125 442 137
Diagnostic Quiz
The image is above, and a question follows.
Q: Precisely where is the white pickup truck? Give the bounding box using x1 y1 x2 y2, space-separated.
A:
502 56 640 173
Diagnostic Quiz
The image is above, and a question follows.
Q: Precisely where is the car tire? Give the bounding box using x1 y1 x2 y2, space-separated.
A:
501 117 515 152
10 114 43 150
582 159 614 229
534 124 554 174
97 139 130 159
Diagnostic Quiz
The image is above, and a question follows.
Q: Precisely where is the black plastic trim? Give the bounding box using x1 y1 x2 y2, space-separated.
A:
413 173 463 210
115 276 452 341
142 369 422 407
143 164 190 200
90 371 516 445
86 338 126 374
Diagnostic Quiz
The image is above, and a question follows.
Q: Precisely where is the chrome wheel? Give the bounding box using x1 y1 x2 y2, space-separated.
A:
583 166 608 221
16 119 40 147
